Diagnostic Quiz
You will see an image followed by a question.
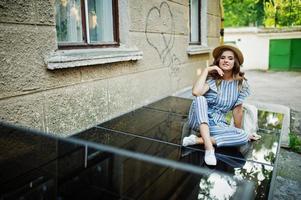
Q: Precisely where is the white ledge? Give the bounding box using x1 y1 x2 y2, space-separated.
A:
187 45 211 55
46 47 143 70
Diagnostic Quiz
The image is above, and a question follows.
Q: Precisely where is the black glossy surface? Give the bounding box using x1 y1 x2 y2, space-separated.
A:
0 124 83 185
96 96 282 199
0 96 283 200
144 96 192 116
74 127 274 200
98 97 281 166
98 107 186 144
0 122 252 200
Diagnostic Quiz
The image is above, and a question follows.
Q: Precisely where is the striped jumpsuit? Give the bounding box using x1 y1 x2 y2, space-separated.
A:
188 78 250 147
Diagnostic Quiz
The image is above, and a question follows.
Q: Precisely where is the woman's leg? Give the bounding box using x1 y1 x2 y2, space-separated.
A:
200 123 215 150
199 123 217 165
188 96 209 131
183 130 216 146
210 125 249 147
194 133 216 145
183 96 217 165
184 96 209 146
184 96 216 146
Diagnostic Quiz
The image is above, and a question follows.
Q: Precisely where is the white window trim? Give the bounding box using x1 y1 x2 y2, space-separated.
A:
46 47 143 70
47 0 143 70
187 0 209 55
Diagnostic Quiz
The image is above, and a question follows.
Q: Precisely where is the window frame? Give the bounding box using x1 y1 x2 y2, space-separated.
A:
57 0 120 50
189 0 202 45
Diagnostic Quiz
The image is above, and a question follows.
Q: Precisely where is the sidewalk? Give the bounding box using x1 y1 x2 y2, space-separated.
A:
246 70 301 137
243 70 301 200
246 70 301 112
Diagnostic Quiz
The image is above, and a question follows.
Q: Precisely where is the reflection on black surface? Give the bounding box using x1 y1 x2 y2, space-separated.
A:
198 172 238 200
98 107 186 145
258 110 283 131
234 163 273 200
0 96 284 200
246 130 279 165
144 96 192 116
0 123 86 200
0 121 253 200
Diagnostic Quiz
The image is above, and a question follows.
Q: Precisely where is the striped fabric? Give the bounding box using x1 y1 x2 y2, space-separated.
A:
188 79 250 147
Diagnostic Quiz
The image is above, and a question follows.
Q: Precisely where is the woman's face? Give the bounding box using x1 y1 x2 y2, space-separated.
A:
219 50 235 72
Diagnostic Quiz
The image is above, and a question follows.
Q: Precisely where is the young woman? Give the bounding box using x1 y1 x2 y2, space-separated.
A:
182 44 261 166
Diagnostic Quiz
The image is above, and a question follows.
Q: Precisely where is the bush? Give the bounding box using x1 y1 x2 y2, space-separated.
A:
289 132 301 153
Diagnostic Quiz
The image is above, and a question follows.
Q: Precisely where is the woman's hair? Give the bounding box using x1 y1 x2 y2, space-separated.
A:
208 48 247 89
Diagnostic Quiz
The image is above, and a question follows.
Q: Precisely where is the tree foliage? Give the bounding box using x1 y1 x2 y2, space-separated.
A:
223 0 301 27
264 0 301 27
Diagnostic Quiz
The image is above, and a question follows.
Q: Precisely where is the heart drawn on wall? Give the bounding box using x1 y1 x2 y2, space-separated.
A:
145 2 176 67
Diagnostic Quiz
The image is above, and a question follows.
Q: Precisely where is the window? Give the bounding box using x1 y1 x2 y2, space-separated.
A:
47 0 143 70
190 0 201 44
190 0 202 44
55 0 119 49
187 0 209 55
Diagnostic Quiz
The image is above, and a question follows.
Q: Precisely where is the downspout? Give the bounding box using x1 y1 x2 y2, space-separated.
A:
219 0 224 45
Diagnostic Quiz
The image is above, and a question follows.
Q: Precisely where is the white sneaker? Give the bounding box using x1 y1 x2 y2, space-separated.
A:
204 149 217 166
182 135 198 146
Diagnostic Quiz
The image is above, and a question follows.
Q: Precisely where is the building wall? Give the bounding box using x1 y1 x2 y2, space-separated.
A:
225 27 301 70
0 0 221 135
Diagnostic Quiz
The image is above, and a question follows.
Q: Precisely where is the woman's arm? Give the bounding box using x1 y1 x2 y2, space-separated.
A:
233 104 243 128
192 66 224 96
192 67 209 96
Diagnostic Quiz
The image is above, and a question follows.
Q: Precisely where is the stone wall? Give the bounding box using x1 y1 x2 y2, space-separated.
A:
0 0 221 135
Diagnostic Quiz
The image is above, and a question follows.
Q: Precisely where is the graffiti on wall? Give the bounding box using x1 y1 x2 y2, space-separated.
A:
145 1 181 77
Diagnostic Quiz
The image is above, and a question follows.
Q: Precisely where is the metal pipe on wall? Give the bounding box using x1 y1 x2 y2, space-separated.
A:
219 0 224 45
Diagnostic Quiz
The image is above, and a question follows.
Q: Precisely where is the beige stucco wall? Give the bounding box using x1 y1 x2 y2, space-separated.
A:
0 0 221 135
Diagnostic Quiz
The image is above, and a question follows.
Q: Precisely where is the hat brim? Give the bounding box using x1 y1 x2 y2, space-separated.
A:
212 44 244 65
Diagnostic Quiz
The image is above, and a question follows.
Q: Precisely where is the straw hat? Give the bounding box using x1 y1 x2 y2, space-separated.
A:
212 44 244 65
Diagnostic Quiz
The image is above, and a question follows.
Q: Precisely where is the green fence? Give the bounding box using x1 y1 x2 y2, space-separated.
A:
269 38 301 71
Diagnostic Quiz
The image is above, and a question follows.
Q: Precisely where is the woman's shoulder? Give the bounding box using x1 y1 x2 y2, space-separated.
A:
242 79 250 88
239 79 250 94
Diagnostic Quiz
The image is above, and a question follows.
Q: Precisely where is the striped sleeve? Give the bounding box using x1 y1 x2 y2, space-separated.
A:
234 80 250 107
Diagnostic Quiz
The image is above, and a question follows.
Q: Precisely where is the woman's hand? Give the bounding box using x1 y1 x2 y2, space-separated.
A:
208 65 224 77
249 132 262 141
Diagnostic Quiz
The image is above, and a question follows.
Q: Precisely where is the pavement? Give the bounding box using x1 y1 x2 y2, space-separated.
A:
246 70 301 136
246 70 301 113
238 70 301 200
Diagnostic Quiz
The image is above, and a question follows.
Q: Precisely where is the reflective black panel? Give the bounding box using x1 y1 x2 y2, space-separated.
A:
0 96 283 200
144 96 192 116
74 126 273 199
99 107 186 144
98 98 281 166
0 121 253 200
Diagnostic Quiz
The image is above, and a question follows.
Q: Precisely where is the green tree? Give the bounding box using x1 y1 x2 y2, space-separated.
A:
264 0 301 27
223 0 265 27
256 0 266 26
223 0 301 27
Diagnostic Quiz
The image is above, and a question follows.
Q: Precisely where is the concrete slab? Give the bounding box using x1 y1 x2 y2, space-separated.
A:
246 70 301 113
